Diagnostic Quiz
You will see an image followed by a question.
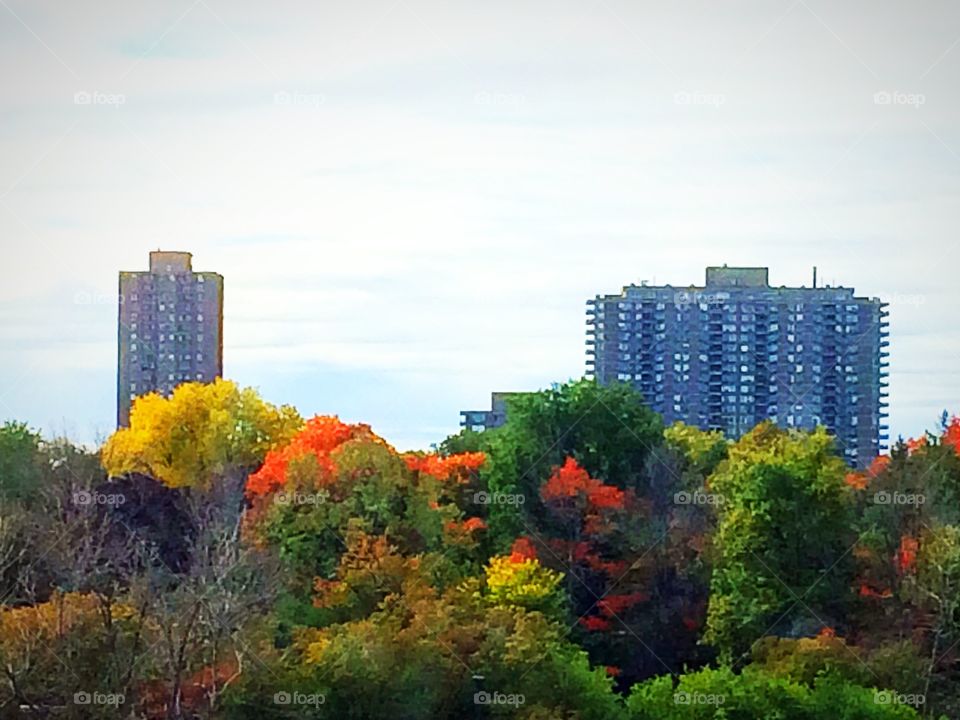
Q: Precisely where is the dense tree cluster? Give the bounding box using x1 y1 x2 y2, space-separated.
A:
0 380 958 718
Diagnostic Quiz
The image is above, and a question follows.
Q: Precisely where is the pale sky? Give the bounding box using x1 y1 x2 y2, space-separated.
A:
1 0 958 450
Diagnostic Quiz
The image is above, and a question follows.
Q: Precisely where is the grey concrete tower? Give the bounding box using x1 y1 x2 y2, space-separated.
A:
117 251 223 426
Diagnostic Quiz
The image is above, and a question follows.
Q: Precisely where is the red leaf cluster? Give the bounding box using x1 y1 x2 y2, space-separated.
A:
844 472 869 490
579 615 613 631
859 583 893 599
445 517 488 534
548 539 628 577
597 592 648 617
943 416 960 455
895 535 919 575
509 537 538 563
246 416 375 496
402 452 486 481
540 457 625 510
868 454 891 477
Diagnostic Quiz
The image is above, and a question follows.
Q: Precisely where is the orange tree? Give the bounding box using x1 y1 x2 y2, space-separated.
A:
242 415 488 628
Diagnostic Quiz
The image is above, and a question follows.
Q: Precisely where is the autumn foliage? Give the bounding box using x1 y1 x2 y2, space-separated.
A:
402 451 486 481
541 457 626 509
246 415 382 496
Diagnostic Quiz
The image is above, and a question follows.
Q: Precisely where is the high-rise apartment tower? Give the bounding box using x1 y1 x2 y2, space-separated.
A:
117 251 223 426
586 266 889 468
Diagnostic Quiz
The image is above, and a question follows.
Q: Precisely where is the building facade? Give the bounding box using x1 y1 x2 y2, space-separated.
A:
460 392 526 431
117 251 224 426
586 266 889 468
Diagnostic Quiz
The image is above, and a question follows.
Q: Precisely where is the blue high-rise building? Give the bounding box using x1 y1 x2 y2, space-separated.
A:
586 266 889 468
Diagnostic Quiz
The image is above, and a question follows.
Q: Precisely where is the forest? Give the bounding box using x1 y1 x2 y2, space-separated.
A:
1 378 958 718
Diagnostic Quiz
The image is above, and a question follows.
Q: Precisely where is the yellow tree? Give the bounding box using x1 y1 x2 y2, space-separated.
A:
101 379 301 490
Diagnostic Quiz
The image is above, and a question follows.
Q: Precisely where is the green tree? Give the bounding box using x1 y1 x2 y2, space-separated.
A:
0 420 44 502
626 665 925 720
444 379 664 548
705 423 856 658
